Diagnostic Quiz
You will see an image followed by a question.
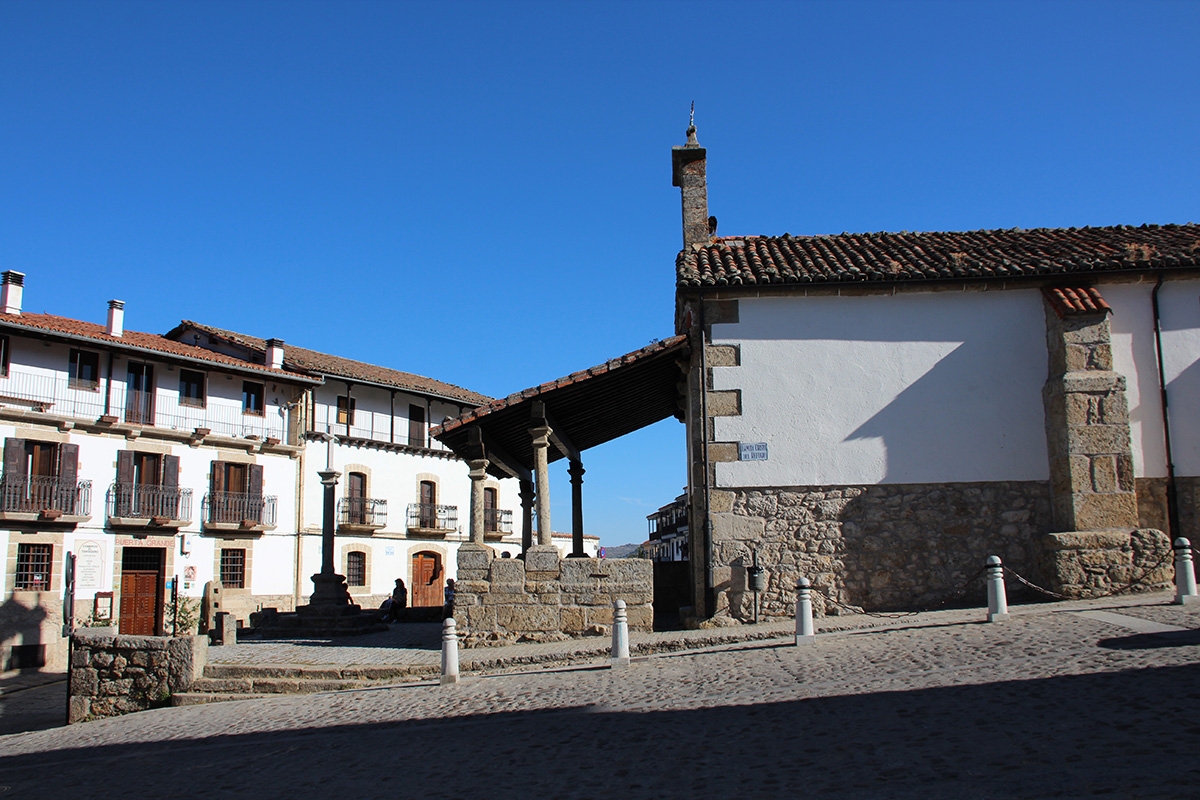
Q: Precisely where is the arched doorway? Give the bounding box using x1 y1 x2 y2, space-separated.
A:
411 550 443 608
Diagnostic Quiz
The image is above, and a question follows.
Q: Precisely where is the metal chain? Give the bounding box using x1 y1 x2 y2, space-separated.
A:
1003 544 1175 602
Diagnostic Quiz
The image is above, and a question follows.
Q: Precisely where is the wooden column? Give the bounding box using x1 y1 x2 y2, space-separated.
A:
519 478 535 555
568 459 585 557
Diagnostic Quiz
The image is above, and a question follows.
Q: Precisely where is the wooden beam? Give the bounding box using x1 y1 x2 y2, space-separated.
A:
542 406 581 461
481 433 532 483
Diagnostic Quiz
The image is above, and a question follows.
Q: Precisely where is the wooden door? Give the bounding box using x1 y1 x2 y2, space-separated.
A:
119 548 163 635
419 480 436 528
348 472 366 524
126 363 155 424
411 551 442 608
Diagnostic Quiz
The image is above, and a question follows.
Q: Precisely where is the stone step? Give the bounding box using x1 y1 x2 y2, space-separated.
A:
171 692 271 707
188 676 374 694
202 663 439 682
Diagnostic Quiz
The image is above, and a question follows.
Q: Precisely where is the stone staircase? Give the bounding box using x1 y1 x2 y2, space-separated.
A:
171 662 440 706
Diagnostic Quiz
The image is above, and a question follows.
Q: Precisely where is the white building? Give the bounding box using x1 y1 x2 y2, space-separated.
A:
0 272 317 671
164 322 522 613
670 128 1200 620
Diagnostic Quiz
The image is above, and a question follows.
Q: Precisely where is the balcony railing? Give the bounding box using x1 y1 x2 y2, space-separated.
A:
0 366 285 441
0 474 92 516
106 483 193 521
406 502 457 531
202 491 278 527
337 497 387 528
311 405 453 453
484 508 513 534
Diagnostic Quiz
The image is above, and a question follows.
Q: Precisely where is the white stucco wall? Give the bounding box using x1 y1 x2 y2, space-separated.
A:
710 290 1051 487
1109 278 1200 479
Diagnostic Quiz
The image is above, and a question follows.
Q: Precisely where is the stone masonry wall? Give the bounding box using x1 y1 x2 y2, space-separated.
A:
454 548 653 648
1040 528 1172 598
68 632 207 723
711 481 1053 618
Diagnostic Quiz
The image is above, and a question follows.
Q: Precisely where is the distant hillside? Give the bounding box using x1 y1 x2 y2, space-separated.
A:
602 543 643 559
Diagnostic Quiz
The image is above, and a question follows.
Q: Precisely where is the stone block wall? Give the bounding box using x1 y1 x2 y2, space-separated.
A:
1040 528 1173 597
68 632 207 723
711 480 1053 618
454 548 653 647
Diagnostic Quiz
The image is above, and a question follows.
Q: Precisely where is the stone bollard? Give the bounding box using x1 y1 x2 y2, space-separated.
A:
610 599 630 668
1174 538 1198 606
210 611 237 646
795 577 815 645
986 556 1009 622
441 617 459 685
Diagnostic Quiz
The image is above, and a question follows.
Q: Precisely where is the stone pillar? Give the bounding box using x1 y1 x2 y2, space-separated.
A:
519 478 534 555
671 124 708 250
307 468 352 607
1042 295 1138 531
467 457 489 545
568 459 585 557
530 424 552 546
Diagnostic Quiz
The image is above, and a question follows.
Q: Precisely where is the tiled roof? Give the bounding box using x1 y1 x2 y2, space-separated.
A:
433 334 689 438
1042 286 1112 318
0 312 318 382
171 321 491 406
677 224 1200 288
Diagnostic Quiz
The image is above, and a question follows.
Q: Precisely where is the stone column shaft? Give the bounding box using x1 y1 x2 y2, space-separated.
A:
467 458 489 545
519 478 534 554
318 470 340 575
568 459 585 557
530 424 552 546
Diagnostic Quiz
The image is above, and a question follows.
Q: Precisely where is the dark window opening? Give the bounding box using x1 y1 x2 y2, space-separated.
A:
220 548 246 589
337 396 356 426
346 551 366 586
0 335 10 378
179 370 206 407
408 404 426 448
15 543 52 590
68 349 100 390
242 381 264 415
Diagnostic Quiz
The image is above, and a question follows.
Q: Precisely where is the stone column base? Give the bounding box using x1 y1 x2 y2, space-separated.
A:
457 542 495 581
304 572 355 608
524 545 561 580
1039 529 1172 598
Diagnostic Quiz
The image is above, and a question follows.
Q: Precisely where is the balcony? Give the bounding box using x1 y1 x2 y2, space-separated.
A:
0 475 92 523
406 502 457 536
483 508 513 541
337 497 387 533
202 491 277 533
0 367 286 441
106 483 193 529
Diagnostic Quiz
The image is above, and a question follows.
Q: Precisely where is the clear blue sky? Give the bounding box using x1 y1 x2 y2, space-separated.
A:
2 1 1197 546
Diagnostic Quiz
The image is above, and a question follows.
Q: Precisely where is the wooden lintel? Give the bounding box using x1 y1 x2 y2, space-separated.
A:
482 434 532 483
542 406 580 461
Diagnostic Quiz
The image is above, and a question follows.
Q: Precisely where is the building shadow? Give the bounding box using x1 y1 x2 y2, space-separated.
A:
3 662 1198 798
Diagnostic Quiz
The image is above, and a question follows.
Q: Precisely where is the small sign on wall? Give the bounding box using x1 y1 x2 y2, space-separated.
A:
739 442 769 461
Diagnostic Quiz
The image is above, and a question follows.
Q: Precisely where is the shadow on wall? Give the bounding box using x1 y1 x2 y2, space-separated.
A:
1 662 1197 797
0 594 49 670
845 339 1047 484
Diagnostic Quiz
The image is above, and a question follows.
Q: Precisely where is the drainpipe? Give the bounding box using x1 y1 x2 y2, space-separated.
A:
1151 275 1181 537
697 292 715 618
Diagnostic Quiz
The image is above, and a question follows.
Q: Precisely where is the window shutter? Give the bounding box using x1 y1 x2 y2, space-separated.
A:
161 455 179 490
3 438 25 479
248 464 264 500
211 461 226 495
116 450 135 485
59 444 79 486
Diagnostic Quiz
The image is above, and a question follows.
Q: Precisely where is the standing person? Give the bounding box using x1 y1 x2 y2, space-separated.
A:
388 578 407 623
443 578 455 620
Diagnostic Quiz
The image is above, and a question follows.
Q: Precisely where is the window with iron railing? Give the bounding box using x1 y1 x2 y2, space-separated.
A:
346 551 366 586
15 543 52 590
337 497 387 527
220 548 246 589
107 483 193 521
0 475 91 516
484 508 513 533
203 491 277 526
406 503 457 531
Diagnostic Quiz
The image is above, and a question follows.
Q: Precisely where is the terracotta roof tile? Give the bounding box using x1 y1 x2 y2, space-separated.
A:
677 224 1200 288
1043 286 1112 318
170 321 491 406
0 312 317 382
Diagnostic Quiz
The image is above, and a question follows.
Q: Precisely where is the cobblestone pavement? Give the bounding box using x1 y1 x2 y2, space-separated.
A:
2 592 1199 799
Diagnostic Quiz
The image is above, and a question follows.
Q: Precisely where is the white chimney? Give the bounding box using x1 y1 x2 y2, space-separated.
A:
106 300 125 337
265 338 285 369
2 271 25 316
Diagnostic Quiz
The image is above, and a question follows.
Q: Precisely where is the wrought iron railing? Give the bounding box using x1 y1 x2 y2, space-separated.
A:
106 483 192 521
484 508 513 533
338 497 387 527
0 474 92 516
406 502 457 531
202 491 277 526
124 389 154 425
